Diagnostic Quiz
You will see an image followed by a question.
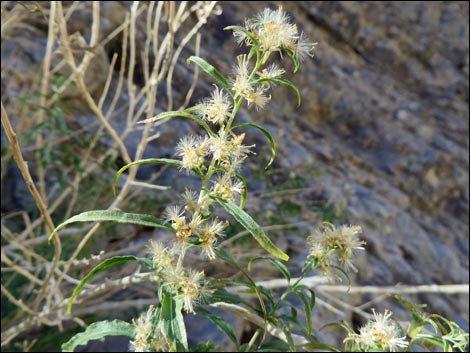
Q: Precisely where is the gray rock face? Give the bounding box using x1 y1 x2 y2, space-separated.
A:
1 0 468 348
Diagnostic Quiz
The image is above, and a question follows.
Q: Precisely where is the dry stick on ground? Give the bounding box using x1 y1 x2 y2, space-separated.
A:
48 0 212 322
2 2 135 339
35 1 56 202
2 0 289 347
228 276 470 295
1 101 62 313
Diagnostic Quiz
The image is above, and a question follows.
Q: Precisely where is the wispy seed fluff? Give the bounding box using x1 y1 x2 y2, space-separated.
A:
344 309 409 352
198 86 232 125
307 223 365 279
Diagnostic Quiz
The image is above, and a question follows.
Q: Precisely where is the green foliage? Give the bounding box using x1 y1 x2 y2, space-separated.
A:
213 196 289 261
61 320 136 352
47 5 468 353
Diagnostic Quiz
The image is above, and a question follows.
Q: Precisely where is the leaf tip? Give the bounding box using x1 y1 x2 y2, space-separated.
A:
47 232 56 243
279 253 290 262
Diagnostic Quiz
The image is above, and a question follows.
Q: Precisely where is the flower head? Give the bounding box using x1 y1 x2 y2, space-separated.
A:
196 219 227 260
257 64 286 80
173 269 207 314
148 240 176 273
307 223 365 280
254 6 299 56
175 135 208 172
344 309 409 352
230 6 316 64
130 305 167 352
165 205 191 243
212 174 244 202
198 86 232 125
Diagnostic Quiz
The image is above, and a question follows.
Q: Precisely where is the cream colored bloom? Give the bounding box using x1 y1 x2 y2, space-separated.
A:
182 188 199 213
258 64 286 80
212 175 244 202
175 135 207 172
198 86 232 124
344 309 409 352
147 240 176 272
254 6 299 56
232 55 252 98
208 131 231 162
231 54 271 109
177 269 206 314
196 219 227 260
307 223 365 279
231 6 316 63
295 32 317 60
130 306 157 352
165 205 191 242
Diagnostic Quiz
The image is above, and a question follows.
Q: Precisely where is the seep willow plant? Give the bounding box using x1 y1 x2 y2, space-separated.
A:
48 6 468 353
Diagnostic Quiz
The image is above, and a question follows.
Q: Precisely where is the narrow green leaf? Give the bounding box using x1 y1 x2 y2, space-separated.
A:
232 122 276 169
61 320 135 352
190 342 220 352
214 248 268 326
112 158 181 195
294 288 313 336
248 256 290 283
292 55 300 73
278 320 296 351
67 256 149 313
283 47 301 73
187 56 233 96
234 173 247 208
139 110 215 137
224 25 258 45
159 292 188 351
294 284 316 311
296 342 342 352
195 306 239 348
256 285 275 309
256 340 290 352
248 44 259 61
213 197 289 261
256 77 301 107
202 288 243 305
49 210 174 242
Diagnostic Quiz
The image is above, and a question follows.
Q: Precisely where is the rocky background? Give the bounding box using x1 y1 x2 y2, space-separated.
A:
1 1 469 350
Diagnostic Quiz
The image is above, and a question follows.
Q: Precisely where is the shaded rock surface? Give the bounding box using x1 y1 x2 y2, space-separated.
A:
1 0 468 349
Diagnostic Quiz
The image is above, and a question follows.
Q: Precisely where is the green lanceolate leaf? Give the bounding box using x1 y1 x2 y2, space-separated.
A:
213 197 289 261
214 248 268 326
61 320 135 352
159 291 188 352
112 158 182 195
296 342 342 352
49 210 174 242
231 122 276 169
248 256 290 283
224 25 258 46
187 56 233 96
256 340 291 352
202 287 243 305
283 47 301 73
293 287 313 336
67 256 150 313
139 110 215 137
195 306 239 349
256 77 301 107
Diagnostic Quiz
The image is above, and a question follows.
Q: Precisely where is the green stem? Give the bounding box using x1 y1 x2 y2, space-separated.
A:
272 265 315 313
225 51 264 133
